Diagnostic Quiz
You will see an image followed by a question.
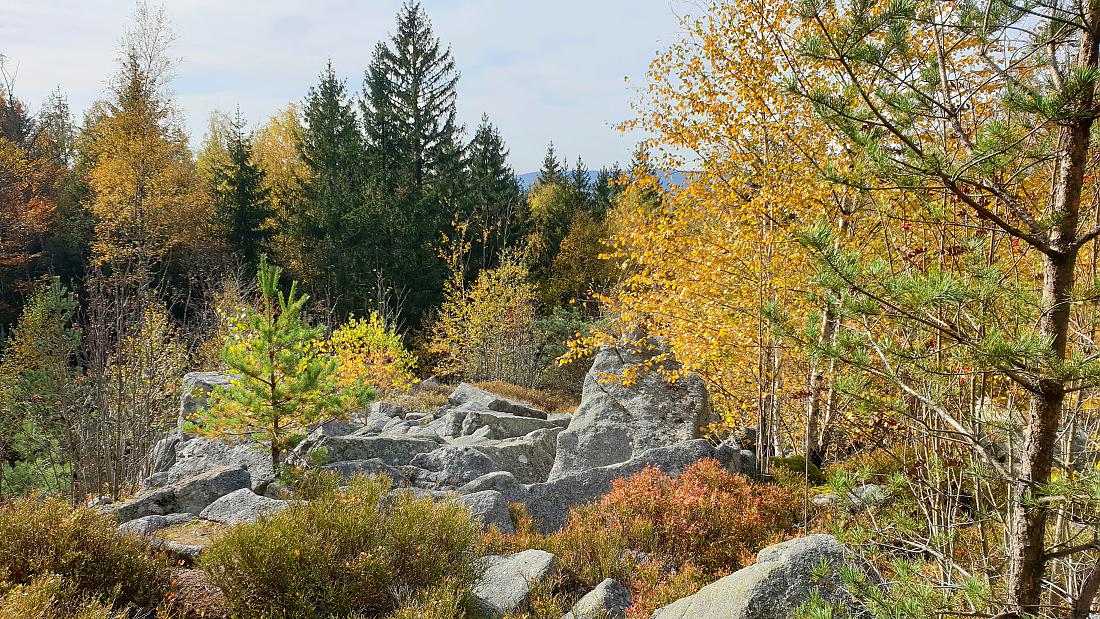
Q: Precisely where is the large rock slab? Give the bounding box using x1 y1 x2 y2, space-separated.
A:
564 578 632 619
179 371 232 429
409 446 504 488
321 459 410 486
199 488 289 525
650 534 878 619
145 437 274 493
309 435 439 466
474 428 561 484
108 466 251 524
449 383 547 419
460 410 568 440
549 345 711 480
469 549 559 618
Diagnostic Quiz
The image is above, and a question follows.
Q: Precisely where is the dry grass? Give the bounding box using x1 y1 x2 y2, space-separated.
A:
474 381 579 414
155 521 231 548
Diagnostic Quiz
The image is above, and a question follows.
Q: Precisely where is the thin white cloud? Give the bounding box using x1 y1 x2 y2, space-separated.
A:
1 0 688 171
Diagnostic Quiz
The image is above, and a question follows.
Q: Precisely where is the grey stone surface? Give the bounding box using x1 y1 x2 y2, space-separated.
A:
549 345 710 480
179 371 232 429
145 437 274 493
473 427 561 484
309 435 440 466
457 490 515 534
563 578 632 619
469 549 559 618
109 466 251 523
650 535 878 619
461 410 565 440
449 383 547 419
199 488 289 525
120 512 193 536
409 446 503 488
458 471 525 503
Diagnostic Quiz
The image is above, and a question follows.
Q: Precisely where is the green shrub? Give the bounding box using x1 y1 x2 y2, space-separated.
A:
770 455 826 485
201 475 483 618
0 495 167 610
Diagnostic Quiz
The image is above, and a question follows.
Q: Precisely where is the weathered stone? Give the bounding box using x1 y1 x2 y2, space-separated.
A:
110 466 251 523
469 550 559 618
409 446 503 488
458 471 526 503
474 428 561 484
293 419 363 458
309 435 439 466
549 345 710 480
650 535 878 619
563 578 632 619
145 437 273 493
149 430 183 474
457 490 515 534
449 383 547 419
461 410 565 440
119 513 193 537
199 488 289 525
179 371 232 430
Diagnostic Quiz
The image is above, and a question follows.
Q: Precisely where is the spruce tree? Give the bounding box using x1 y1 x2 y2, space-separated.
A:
536 142 567 186
361 1 464 324
211 109 272 272
465 115 524 273
569 157 590 195
299 61 367 310
591 165 621 220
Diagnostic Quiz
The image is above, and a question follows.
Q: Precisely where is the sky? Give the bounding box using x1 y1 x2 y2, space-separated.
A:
0 0 691 173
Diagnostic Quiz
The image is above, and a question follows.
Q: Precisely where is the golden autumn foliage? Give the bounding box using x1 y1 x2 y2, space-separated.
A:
579 0 848 450
323 312 417 399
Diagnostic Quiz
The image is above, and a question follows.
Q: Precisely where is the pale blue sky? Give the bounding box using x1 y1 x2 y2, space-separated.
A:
0 1 690 172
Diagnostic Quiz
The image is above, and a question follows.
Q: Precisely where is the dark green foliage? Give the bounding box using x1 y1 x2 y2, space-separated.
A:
0 494 168 610
211 109 272 272
770 455 827 485
464 115 525 275
200 474 483 619
298 61 369 312
537 142 568 186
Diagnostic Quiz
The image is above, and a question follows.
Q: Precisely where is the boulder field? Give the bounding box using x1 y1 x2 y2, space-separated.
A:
99 343 868 617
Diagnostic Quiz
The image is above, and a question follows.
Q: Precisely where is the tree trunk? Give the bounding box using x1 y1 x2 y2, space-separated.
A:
806 301 838 467
1007 8 1099 612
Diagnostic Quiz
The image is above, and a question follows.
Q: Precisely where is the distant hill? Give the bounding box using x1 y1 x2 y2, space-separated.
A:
516 170 689 190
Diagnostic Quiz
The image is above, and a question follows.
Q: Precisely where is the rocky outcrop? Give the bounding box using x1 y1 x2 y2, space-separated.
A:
457 490 514 534
650 535 878 619
549 345 711 480
449 383 547 419
469 549 559 618
564 578 632 619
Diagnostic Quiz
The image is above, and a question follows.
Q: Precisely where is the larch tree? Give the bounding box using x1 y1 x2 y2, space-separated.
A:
82 2 207 275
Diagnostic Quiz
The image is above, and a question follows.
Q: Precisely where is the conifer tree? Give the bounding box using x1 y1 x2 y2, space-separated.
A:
465 115 524 274
299 62 367 311
536 142 567 186
194 256 370 472
360 1 464 323
211 109 272 272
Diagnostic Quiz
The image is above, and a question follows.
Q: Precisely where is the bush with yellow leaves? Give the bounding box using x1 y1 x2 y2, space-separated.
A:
324 312 417 399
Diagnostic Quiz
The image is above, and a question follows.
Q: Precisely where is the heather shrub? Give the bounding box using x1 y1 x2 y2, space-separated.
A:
625 562 709 619
0 495 168 611
201 475 483 618
0 575 119 619
770 455 827 486
574 459 808 574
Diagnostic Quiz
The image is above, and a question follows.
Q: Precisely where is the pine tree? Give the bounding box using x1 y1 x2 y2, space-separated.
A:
299 61 367 310
211 109 272 272
465 115 524 274
194 256 371 472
